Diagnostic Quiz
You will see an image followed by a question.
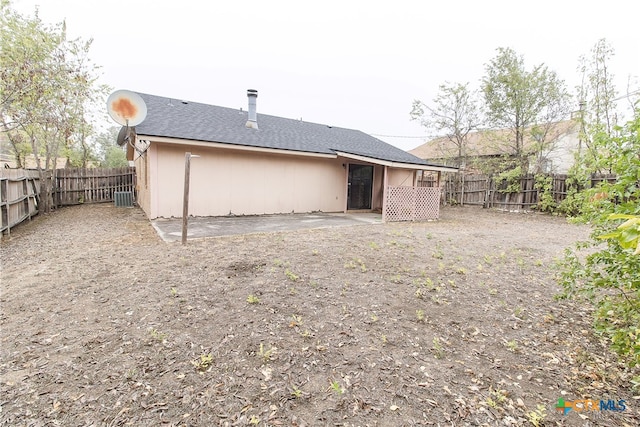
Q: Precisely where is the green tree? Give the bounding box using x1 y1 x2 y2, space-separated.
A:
94 126 127 167
481 47 572 171
0 1 107 210
558 39 630 215
410 82 482 169
103 146 127 168
93 126 119 161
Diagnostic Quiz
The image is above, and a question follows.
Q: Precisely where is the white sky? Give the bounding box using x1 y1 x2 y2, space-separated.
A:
11 0 640 151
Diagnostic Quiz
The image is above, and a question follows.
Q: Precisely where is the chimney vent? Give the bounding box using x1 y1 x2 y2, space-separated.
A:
246 89 258 129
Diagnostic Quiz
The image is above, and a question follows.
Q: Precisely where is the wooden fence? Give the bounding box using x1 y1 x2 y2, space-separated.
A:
0 168 41 236
55 167 136 206
1 167 136 235
419 173 617 210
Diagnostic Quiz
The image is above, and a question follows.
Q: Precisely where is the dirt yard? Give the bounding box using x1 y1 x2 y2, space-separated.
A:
1 204 638 426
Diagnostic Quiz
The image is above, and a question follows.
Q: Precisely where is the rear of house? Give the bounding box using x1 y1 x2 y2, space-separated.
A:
124 90 455 220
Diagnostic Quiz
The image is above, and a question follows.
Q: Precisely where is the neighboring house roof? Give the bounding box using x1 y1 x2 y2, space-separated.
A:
134 92 455 170
409 120 580 160
2 156 68 169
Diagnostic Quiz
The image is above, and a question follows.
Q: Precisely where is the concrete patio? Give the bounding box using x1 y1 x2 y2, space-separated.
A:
151 212 383 242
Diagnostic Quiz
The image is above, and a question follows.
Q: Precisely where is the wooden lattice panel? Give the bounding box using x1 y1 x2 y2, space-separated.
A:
384 186 414 222
414 187 441 220
384 186 441 222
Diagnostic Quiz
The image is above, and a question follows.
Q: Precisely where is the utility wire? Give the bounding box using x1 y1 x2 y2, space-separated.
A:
612 89 640 102
370 90 639 141
370 133 428 139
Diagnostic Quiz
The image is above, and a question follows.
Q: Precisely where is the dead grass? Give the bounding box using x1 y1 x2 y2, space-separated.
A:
1 204 638 426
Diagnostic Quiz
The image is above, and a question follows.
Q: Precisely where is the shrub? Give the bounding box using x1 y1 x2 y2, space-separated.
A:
558 108 640 368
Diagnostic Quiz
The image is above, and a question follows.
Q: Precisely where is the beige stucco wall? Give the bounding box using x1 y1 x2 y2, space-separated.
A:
134 148 151 216
387 168 416 186
141 142 347 218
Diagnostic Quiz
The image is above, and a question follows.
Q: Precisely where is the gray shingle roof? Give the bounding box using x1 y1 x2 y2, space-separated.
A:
134 92 434 166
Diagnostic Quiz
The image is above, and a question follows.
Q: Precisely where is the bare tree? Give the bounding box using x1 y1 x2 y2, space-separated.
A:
410 82 482 169
577 39 617 137
575 39 623 173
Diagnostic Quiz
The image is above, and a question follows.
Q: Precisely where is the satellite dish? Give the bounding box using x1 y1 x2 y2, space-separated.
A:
107 90 147 126
116 126 129 146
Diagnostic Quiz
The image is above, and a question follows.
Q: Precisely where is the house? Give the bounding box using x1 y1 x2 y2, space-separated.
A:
124 90 457 221
409 120 581 174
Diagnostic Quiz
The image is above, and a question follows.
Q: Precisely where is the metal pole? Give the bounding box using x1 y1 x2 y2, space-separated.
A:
181 152 192 245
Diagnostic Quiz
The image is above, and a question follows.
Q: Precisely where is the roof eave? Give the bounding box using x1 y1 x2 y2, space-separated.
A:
334 151 459 172
135 134 337 159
